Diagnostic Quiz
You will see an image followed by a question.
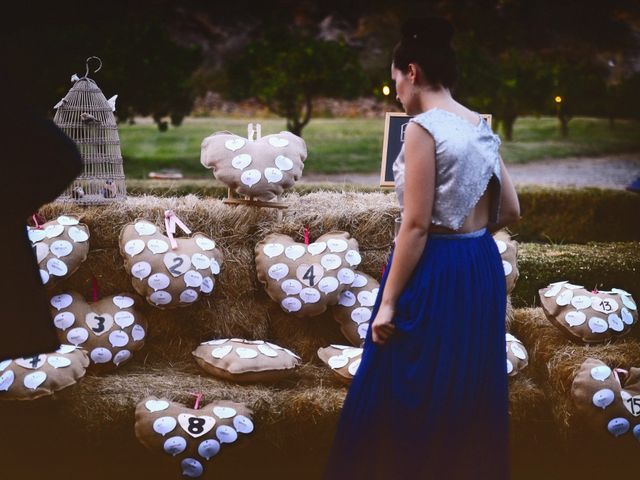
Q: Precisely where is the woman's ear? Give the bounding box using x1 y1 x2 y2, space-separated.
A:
407 63 418 84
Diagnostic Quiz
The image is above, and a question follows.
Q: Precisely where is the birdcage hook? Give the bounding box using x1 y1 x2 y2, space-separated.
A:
84 56 103 78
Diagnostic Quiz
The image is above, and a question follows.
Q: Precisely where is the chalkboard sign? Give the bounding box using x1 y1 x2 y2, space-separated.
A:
379 112 492 187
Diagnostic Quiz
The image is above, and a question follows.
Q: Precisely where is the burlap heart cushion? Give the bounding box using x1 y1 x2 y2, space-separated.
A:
332 271 379 347
317 345 363 385
493 230 518 294
572 357 640 441
50 291 146 371
0 344 89 400
119 220 223 309
27 215 90 286
506 333 528 377
135 396 254 478
255 232 362 318
200 130 306 201
192 339 301 383
539 281 637 343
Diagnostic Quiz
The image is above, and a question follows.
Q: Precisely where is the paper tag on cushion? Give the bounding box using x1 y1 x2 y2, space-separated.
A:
621 391 640 417
177 414 216 438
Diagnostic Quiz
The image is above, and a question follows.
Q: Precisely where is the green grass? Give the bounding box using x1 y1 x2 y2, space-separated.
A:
118 116 640 178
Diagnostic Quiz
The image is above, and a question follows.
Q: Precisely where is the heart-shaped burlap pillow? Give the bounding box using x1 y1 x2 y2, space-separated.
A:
50 291 146 371
119 219 223 308
135 396 254 478
27 215 90 286
539 281 637 343
493 230 518 294
200 129 306 201
255 232 361 318
333 271 379 346
192 338 301 383
571 357 640 441
0 344 89 400
506 333 528 377
317 345 363 385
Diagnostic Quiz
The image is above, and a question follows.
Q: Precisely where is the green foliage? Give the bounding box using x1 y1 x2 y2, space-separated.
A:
225 34 367 136
118 116 640 177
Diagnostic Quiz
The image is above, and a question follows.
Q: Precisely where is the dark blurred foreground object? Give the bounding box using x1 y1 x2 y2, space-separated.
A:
0 70 82 360
626 177 640 193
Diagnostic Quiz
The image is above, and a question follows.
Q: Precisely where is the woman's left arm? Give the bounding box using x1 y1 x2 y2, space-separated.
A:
371 123 436 345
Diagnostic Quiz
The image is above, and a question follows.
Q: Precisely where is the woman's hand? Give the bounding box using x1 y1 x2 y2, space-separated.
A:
371 304 396 345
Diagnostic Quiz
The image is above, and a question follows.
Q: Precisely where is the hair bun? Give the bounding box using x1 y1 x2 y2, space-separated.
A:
401 17 454 46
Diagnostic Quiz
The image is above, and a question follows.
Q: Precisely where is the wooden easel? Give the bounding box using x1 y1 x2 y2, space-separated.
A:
222 123 289 220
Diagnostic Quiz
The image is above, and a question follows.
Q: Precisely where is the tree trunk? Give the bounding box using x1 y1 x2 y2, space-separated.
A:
559 115 570 138
503 115 517 141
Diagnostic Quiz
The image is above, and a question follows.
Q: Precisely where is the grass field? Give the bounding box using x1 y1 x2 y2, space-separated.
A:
118 116 640 178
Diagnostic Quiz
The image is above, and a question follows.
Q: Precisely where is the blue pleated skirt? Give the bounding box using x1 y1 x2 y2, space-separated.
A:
324 228 509 480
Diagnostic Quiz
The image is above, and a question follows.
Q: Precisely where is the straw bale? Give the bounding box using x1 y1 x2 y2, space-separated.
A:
510 307 640 431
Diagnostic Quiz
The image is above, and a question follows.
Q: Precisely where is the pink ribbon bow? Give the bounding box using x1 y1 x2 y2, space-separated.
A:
164 210 192 250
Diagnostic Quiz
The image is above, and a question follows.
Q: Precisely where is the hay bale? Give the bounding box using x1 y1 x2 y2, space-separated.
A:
510 307 640 432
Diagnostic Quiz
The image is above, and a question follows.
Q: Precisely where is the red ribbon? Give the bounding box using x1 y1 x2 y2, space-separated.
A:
164 210 192 250
304 226 310 246
613 368 629 386
190 392 204 410
91 276 99 302
32 213 44 229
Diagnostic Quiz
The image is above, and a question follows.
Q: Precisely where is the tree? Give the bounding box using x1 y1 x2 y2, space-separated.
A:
2 2 201 131
225 33 367 136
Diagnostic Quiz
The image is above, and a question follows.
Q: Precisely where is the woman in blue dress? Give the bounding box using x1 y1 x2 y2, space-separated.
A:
324 17 520 480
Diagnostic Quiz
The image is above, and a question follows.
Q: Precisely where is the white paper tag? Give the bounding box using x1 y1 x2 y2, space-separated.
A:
268 136 289 148
213 406 237 419
263 243 285 258
327 238 348 253
90 347 113 364
337 268 355 285
275 155 293 171
570 295 591 310
621 295 637 311
165 437 187 456
281 279 303 295
85 312 114 336
233 415 254 434
113 350 132 366
348 358 361 376
592 388 615 409
285 245 305 261
495 240 507 254
153 416 177 436
621 307 634 326
264 167 283 183
236 347 258 359
47 356 71 369
307 242 326 256
148 238 169 255
15 355 46 369
210 259 221 275
352 274 368 288
555 289 574 306
134 222 157 236
328 355 349 369
211 345 233 359
148 273 171 291
54 311 75 330
502 260 513 276
225 137 246 151
132 324 146 342
67 327 89 345
564 311 586 327
28 228 47 243
300 287 321 304
607 417 630 437
131 261 152 280
68 226 89 243
23 371 47 390
588 317 608 334
200 277 214 294
198 439 221 460
216 425 238 444
357 291 376 307
608 313 625 332
51 293 73 310
114 311 135 328
241 169 261 187
320 253 342 271
109 330 130 348
318 276 339 294
124 239 145 257
180 289 199 303
620 390 640 417
345 250 361 267
0 370 14 391
591 297 619 314
44 224 64 238
257 344 278 357
146 399 169 412
351 307 372 324
232 153 252 170
281 297 302 313
544 283 563 298
57 216 79 226
191 253 211 270
47 258 68 276
196 237 216 251
150 291 172 305
268 263 289 281
50 240 73 258
184 270 204 288
113 295 135 309
338 291 356 307
510 343 527 360
590 365 612 381
35 242 49 263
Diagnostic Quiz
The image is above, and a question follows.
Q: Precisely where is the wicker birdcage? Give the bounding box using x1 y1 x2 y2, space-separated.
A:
53 57 126 204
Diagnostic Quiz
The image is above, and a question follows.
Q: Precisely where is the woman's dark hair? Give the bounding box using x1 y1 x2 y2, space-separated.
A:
392 17 457 89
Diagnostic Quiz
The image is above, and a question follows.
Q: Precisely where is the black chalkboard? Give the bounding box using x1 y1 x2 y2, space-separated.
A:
379 112 492 187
